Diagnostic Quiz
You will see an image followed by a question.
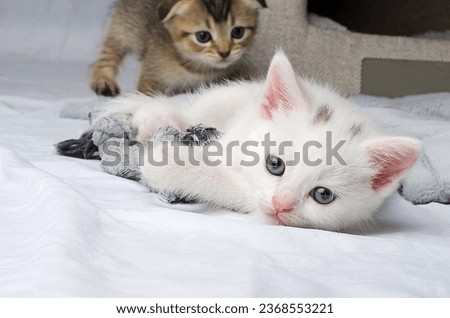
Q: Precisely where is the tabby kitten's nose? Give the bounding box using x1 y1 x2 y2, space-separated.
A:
219 51 231 59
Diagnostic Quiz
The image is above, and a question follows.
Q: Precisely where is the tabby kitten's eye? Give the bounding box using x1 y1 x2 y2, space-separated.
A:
310 187 336 205
266 155 285 176
231 27 245 39
195 31 212 43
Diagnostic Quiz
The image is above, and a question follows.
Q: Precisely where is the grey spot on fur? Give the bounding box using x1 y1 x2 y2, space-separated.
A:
350 123 363 137
314 105 333 124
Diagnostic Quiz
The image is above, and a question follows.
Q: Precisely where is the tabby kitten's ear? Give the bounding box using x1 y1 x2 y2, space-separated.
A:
158 0 267 21
246 0 268 9
158 0 191 22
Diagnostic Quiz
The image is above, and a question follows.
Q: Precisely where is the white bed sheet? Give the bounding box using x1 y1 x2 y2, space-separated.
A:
1 0 450 297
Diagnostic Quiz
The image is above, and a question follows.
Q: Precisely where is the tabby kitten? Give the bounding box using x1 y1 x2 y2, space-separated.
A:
90 0 267 97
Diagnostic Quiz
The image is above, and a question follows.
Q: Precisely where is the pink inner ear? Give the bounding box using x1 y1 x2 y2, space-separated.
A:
261 52 305 120
370 142 420 191
262 71 291 119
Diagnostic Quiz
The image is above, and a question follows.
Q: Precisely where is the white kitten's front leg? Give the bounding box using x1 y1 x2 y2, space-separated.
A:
141 144 216 202
94 96 192 143
141 143 252 212
132 106 190 143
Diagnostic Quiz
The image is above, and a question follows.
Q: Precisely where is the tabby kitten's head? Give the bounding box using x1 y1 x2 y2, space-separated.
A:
158 0 267 70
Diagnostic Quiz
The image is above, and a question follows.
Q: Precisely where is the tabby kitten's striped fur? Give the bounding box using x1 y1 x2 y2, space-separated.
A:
90 0 267 97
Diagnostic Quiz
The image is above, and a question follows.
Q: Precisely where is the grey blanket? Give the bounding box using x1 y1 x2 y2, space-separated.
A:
57 110 221 204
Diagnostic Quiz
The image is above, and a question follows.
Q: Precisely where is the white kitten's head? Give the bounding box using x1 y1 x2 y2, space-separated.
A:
232 51 422 231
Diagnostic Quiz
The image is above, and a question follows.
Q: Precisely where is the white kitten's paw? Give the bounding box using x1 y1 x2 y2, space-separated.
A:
96 97 188 143
135 115 179 143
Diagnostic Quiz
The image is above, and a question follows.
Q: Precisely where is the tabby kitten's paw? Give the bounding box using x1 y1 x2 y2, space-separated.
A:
90 71 121 97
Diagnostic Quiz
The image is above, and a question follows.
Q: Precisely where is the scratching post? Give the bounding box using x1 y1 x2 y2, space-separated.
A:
251 0 450 96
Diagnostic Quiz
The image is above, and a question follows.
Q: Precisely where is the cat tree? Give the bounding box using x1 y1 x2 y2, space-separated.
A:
250 0 450 97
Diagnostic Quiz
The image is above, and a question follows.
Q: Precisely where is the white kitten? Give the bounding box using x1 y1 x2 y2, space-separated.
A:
97 51 421 231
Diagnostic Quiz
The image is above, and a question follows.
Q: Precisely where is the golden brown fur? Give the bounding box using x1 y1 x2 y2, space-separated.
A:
90 0 266 96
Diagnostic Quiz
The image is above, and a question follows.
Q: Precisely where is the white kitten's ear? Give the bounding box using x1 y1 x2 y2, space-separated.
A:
262 51 307 119
158 0 191 22
366 137 422 191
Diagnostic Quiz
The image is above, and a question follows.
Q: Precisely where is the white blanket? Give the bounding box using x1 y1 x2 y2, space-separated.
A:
1 0 449 297
1 72 450 298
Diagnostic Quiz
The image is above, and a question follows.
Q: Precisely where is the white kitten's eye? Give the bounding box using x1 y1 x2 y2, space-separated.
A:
196 31 212 43
310 187 336 205
266 155 285 176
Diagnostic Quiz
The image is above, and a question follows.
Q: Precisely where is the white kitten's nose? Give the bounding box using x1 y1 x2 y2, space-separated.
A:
272 197 294 214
